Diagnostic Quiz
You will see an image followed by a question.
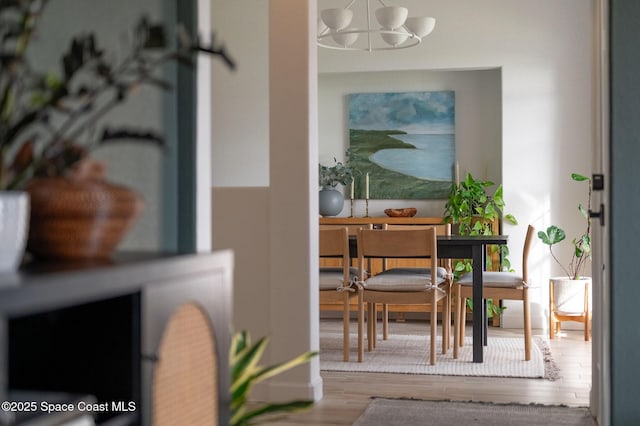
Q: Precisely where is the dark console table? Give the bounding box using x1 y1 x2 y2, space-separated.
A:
0 251 233 425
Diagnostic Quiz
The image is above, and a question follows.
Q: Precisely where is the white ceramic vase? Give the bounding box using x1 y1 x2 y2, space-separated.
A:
0 191 30 273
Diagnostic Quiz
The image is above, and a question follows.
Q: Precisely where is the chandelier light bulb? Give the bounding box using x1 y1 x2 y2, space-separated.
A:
375 6 408 30
332 30 360 48
380 29 409 47
404 16 436 38
321 8 354 31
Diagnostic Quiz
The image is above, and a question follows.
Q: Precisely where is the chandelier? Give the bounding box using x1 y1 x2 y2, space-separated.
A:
317 0 436 52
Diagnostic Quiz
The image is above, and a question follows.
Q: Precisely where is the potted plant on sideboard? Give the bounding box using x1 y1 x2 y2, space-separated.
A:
319 158 353 217
537 173 592 340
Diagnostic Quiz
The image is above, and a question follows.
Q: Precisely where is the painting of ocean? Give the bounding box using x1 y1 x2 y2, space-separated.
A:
348 91 455 199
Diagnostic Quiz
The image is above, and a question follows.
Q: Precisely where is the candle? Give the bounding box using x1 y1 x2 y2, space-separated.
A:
350 180 354 200
455 162 460 186
365 173 369 199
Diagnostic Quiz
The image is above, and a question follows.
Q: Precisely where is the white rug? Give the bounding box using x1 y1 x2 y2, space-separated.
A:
320 332 559 380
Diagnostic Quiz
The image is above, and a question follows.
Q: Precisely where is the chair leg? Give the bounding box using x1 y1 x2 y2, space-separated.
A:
367 302 374 352
372 303 377 349
342 292 350 362
523 292 532 361
453 287 460 359
430 292 437 365
382 304 389 340
442 290 450 354
459 297 466 346
358 289 364 362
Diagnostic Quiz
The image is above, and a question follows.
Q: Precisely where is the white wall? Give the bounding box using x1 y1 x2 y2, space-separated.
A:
211 0 595 400
211 0 270 187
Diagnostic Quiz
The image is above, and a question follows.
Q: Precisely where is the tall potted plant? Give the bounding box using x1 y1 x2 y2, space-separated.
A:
319 158 353 216
443 172 517 318
538 173 592 338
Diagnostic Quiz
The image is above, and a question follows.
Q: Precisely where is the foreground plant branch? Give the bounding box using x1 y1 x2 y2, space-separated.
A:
0 0 235 189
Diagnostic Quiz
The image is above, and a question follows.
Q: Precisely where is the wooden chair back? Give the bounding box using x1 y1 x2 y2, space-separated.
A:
384 223 451 271
320 223 372 235
357 228 438 280
521 224 535 285
319 227 350 283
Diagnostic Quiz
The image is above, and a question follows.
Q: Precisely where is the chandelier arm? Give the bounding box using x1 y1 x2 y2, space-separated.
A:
344 0 357 9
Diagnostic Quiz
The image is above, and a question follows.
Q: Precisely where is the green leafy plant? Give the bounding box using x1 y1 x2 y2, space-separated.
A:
444 172 518 272
0 0 234 190
319 157 353 189
537 173 592 280
230 331 318 426
444 172 518 317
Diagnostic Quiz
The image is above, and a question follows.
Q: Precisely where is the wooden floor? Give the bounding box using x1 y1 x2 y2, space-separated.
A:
266 318 592 426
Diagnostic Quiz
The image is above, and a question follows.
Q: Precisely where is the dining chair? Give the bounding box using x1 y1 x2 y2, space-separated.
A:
356 227 449 365
319 226 357 361
379 224 453 351
454 224 535 360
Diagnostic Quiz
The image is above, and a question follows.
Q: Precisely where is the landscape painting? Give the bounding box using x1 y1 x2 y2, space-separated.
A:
348 91 455 199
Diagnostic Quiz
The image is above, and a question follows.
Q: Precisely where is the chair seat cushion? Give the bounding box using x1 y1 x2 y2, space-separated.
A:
383 267 449 279
363 268 446 291
457 271 525 288
319 267 361 291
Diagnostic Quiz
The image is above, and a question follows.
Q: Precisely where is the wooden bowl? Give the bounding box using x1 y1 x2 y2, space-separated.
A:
384 208 417 217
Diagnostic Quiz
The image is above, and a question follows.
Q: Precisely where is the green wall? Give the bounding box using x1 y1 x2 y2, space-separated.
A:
610 0 640 423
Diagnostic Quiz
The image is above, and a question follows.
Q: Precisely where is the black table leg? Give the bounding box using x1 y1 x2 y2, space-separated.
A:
484 299 488 346
471 245 484 363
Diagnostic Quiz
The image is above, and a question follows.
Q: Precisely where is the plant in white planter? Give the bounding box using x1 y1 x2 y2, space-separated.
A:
537 173 592 280
538 173 592 340
318 158 353 216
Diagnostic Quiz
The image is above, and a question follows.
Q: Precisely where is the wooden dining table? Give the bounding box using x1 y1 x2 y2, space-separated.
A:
349 233 509 363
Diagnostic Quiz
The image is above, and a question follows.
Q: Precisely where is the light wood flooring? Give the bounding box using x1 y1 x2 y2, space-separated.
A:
266 318 592 426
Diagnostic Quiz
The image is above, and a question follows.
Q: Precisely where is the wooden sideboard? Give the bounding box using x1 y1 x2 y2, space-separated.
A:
320 216 446 227
0 251 233 426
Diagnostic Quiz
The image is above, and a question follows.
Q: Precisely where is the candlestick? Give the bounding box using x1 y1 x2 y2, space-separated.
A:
365 199 369 217
349 199 354 217
365 173 369 200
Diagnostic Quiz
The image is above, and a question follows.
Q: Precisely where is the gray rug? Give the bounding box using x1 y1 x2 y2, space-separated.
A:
353 398 596 426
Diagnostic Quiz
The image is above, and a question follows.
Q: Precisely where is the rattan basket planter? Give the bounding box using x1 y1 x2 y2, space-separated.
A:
25 175 143 260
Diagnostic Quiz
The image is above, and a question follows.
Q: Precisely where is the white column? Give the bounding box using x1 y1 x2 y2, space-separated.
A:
267 0 322 401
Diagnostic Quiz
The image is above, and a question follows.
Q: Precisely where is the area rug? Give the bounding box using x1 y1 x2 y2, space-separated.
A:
352 398 596 426
320 332 560 380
